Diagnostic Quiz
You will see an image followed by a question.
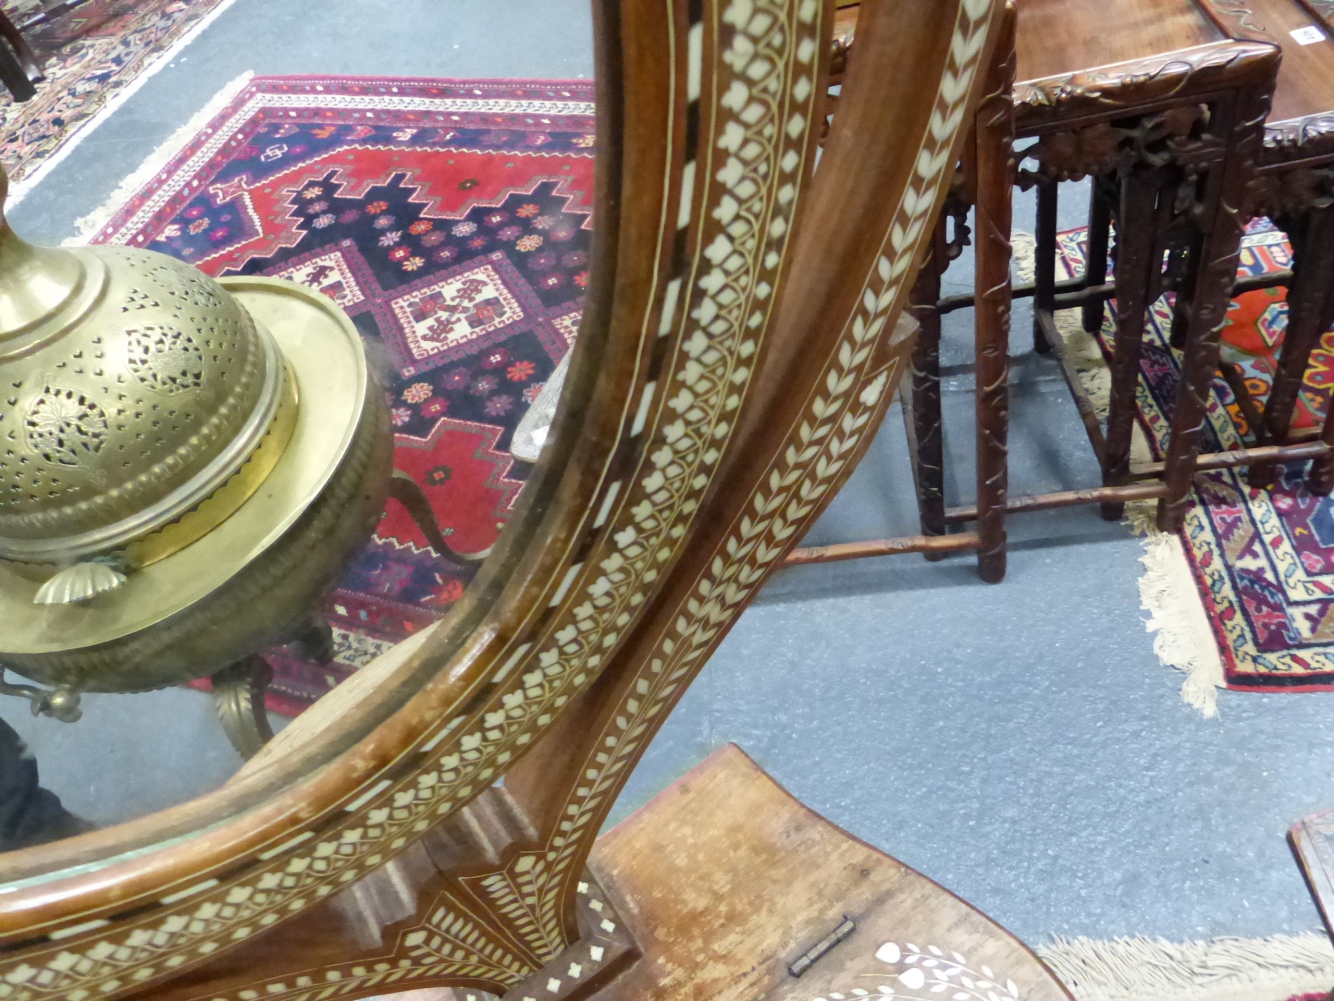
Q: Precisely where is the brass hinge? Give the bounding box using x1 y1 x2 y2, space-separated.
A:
788 917 856 978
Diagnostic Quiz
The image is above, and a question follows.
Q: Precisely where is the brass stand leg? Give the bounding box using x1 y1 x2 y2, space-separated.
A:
0 670 81 722
1033 178 1058 353
1082 176 1112 335
387 469 491 563
973 19 1014 584
1100 165 1161 522
907 229 947 558
1259 209 1334 488
293 612 335 664
211 655 275 759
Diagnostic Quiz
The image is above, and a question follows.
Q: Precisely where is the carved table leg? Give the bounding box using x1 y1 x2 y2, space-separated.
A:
906 224 947 556
1311 395 1334 495
0 39 31 103
972 14 1014 584
1256 208 1334 488
0 11 39 102
1308 325 1334 494
211 655 275 759
1158 93 1265 532
1082 175 1112 335
1100 164 1161 521
1033 176 1058 353
1167 229 1203 351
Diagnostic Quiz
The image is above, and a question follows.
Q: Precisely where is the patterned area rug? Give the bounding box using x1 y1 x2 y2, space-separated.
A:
0 0 237 189
1050 220 1334 703
85 75 594 715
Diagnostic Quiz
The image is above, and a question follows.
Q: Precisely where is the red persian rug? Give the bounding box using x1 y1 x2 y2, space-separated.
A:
88 75 594 715
1052 218 1334 699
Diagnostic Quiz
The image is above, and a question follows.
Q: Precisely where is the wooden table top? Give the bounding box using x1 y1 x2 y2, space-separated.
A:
1015 0 1226 82
1202 0 1334 130
1015 0 1334 142
593 745 1072 1001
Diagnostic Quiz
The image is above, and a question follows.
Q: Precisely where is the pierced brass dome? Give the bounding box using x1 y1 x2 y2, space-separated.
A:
0 165 293 572
0 164 391 742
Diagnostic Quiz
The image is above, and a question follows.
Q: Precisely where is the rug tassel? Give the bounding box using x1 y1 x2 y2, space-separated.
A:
1039 932 1334 1001
1135 532 1225 717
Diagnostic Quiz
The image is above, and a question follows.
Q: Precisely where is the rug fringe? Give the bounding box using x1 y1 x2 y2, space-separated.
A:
62 70 255 246
8 0 244 211
1012 230 1036 284
1136 532 1225 717
1038 932 1334 1001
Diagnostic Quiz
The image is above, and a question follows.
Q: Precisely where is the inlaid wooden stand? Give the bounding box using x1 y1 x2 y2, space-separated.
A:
0 1 1049 999
139 746 1073 1001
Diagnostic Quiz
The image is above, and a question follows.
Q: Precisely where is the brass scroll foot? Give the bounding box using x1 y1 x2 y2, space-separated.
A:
387 469 491 564
0 670 81 722
292 612 335 664
211 655 275 759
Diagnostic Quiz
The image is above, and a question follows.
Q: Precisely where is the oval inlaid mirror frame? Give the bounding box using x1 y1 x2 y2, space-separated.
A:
0 0 1008 996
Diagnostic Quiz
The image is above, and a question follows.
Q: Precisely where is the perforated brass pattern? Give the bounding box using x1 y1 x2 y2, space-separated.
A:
23 387 108 468
124 325 205 396
0 248 272 554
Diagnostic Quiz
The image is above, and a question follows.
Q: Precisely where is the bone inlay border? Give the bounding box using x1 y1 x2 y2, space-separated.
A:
510 0 998 955
0 0 826 997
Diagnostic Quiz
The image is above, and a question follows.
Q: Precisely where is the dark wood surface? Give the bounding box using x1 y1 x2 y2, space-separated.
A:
1202 0 1334 129
592 745 1072 1001
1291 806 1334 938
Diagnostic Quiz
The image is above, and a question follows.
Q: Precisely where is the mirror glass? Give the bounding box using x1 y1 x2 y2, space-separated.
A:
0 0 594 868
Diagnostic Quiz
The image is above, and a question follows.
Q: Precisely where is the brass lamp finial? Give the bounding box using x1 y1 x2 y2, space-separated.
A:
0 162 87 343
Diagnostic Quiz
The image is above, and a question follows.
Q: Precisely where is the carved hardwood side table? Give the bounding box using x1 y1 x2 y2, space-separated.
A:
1015 14 1279 537
1179 1 1334 495
786 1 1280 581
